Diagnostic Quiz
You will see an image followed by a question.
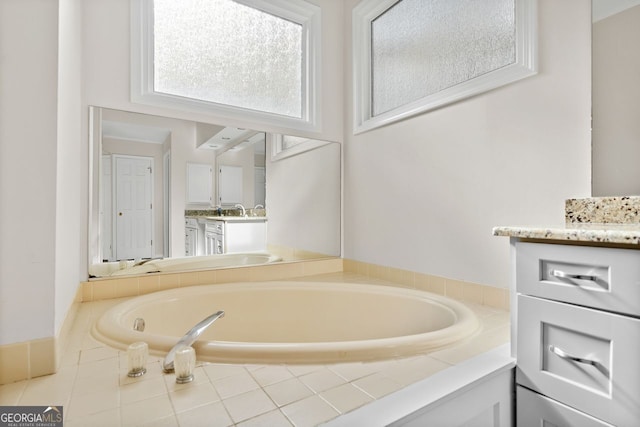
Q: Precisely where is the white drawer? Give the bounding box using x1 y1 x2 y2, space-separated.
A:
517 295 640 426
185 217 199 227
516 241 640 316
205 221 223 233
517 386 614 427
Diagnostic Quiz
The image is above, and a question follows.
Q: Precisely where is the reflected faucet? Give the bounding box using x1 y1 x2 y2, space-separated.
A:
163 310 225 373
253 204 264 210
234 204 246 217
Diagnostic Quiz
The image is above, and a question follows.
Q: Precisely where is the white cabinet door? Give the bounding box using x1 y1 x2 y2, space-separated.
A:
517 386 614 427
185 227 197 256
225 221 267 253
218 165 243 205
186 163 212 204
391 368 514 427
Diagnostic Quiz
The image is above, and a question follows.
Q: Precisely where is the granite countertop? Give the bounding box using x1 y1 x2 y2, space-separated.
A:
185 209 267 222
185 214 267 222
493 196 640 245
492 223 640 245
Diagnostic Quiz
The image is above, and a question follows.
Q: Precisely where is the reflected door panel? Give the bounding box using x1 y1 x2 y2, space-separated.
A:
115 155 153 260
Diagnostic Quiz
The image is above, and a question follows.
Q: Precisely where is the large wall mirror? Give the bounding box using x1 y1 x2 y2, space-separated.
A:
592 0 640 196
88 107 341 279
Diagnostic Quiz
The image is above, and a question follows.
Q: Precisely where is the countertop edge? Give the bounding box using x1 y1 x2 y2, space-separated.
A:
492 225 640 245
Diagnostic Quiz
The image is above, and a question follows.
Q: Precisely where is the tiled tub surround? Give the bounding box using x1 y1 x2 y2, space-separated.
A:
0 270 510 426
81 259 344 302
0 257 509 387
0 287 82 385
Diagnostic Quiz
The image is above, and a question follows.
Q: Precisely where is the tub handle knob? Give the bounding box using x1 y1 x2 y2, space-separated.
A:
133 318 145 332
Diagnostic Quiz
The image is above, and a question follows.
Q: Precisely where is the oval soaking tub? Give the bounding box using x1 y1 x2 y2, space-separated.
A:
91 281 480 364
89 253 282 278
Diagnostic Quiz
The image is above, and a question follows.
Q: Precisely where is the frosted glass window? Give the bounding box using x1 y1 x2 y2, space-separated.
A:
131 0 320 131
153 0 303 118
352 0 537 133
371 0 515 116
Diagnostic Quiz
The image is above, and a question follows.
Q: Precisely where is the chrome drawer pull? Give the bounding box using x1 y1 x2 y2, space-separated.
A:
549 345 609 377
551 269 598 282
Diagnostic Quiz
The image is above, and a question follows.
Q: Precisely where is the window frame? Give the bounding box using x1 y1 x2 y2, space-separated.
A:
352 0 538 134
131 0 322 132
270 133 333 161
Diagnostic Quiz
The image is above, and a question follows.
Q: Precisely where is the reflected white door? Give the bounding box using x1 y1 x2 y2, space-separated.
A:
114 155 153 260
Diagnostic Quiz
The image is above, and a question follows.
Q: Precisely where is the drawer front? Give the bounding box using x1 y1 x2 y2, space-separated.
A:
205 221 223 233
517 386 614 427
185 218 198 227
517 295 640 426
516 241 640 316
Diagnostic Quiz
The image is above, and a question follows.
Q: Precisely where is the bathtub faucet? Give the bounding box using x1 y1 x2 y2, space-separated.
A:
234 204 246 217
162 310 225 373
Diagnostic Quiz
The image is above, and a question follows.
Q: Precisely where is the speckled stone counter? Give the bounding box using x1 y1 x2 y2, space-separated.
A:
493 196 640 245
492 223 640 245
565 196 640 224
185 208 267 218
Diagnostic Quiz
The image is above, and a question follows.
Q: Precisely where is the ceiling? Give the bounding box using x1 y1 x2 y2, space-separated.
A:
102 120 171 144
102 119 265 154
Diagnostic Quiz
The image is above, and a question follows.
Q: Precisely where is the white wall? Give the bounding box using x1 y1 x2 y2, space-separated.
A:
592 5 640 196
267 142 342 257
342 0 592 289
0 0 58 345
0 0 82 345
55 0 84 334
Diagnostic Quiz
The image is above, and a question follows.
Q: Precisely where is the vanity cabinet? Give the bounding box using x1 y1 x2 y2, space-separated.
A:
184 218 203 256
186 163 213 204
204 221 224 255
203 218 267 255
185 224 197 256
514 241 640 426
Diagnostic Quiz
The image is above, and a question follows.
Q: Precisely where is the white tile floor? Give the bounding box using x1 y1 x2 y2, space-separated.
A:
0 273 509 426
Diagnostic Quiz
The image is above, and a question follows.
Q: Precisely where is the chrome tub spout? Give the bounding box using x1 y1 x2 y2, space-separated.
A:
162 310 225 373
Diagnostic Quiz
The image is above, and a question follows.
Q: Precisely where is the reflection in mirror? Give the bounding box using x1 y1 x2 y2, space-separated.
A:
592 0 640 195
88 107 341 279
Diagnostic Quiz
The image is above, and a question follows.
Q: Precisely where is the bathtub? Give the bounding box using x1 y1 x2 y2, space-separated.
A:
88 253 282 278
91 281 480 364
